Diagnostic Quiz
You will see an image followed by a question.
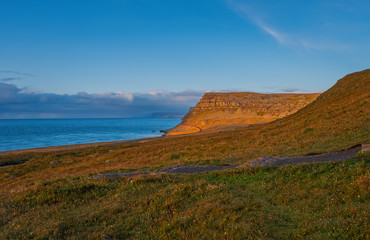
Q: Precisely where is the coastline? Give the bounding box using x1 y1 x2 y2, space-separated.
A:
0 136 163 156
0 117 183 155
0 125 210 156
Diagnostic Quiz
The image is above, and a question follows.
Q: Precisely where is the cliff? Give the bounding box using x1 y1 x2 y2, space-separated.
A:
167 92 320 135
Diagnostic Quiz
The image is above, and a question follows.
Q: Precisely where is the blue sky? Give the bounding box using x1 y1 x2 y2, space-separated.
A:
0 0 369 118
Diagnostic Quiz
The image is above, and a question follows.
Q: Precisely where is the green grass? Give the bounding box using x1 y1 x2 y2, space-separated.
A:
0 153 36 167
0 156 368 239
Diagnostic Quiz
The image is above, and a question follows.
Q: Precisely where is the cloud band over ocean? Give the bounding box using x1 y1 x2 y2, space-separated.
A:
0 82 204 119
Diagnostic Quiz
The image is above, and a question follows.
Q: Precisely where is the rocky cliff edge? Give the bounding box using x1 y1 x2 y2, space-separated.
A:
167 92 320 135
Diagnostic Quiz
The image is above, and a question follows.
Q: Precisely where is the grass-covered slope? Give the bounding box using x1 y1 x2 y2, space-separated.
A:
1 156 369 239
274 69 370 153
0 70 369 239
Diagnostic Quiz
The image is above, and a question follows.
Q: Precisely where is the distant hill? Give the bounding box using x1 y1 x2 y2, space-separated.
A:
151 112 185 118
167 92 320 135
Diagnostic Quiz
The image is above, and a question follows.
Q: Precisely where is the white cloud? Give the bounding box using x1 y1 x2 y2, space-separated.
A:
227 0 287 44
146 90 168 95
263 86 322 93
92 91 134 102
226 0 343 50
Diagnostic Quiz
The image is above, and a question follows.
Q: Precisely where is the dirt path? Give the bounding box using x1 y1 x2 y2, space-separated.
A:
0 137 161 156
92 165 235 179
93 147 361 179
246 147 360 167
182 124 202 133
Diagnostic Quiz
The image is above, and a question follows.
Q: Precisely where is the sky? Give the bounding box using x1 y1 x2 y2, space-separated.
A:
0 0 369 118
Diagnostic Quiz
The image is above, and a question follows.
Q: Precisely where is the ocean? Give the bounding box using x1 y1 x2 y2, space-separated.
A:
0 118 182 152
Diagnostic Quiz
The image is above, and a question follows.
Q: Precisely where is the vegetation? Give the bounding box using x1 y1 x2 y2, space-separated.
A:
1 157 368 239
0 70 369 238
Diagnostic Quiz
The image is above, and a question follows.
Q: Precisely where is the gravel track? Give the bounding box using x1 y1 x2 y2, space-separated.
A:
92 165 235 179
93 147 361 179
247 147 360 167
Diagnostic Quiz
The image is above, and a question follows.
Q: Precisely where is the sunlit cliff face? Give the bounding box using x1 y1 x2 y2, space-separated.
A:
167 92 320 135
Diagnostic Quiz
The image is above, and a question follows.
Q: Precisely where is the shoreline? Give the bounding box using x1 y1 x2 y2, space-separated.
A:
0 117 183 156
0 125 212 156
0 136 163 156
0 125 263 156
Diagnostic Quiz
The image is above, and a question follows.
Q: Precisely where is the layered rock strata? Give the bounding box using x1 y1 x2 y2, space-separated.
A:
167 92 320 135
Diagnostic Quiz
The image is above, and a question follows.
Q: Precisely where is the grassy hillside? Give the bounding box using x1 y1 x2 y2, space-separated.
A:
0 70 369 239
1 157 369 239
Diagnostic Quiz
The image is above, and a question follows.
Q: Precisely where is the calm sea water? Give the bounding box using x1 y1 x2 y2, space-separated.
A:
0 118 182 152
